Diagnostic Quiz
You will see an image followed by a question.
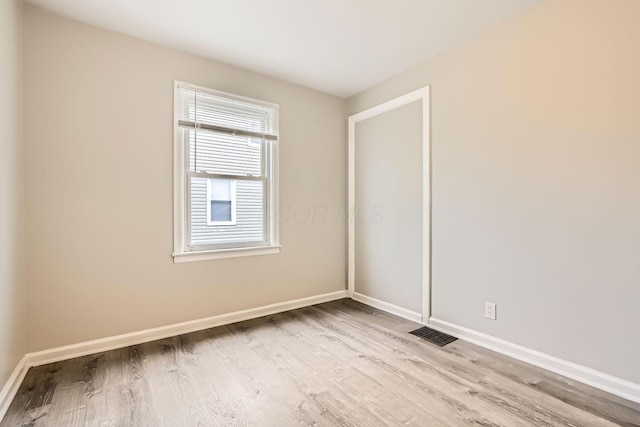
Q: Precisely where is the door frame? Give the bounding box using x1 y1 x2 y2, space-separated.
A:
347 86 431 324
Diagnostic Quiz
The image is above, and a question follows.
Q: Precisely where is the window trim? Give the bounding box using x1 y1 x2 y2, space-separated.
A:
206 178 237 226
172 81 280 262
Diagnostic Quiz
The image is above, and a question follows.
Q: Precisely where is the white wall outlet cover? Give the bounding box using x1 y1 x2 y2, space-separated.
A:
485 302 497 320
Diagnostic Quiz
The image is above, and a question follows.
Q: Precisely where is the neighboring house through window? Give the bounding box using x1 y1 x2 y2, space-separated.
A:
173 82 280 262
208 178 236 225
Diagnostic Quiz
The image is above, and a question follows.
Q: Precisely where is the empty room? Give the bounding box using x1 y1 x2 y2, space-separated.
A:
1 0 639 425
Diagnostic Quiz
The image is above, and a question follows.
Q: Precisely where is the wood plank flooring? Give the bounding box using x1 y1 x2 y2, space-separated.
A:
2 299 639 426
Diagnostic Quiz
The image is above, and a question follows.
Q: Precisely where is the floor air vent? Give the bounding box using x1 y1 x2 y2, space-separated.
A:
410 326 458 347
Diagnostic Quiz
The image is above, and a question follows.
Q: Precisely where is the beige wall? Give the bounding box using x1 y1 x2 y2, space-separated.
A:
0 0 26 386
354 101 423 313
23 8 346 352
348 0 640 384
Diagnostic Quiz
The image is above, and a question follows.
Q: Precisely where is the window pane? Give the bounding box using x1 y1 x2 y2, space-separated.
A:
211 200 232 222
186 127 262 176
210 179 231 200
190 176 264 246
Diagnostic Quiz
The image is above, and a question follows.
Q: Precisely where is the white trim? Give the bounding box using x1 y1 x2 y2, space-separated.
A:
428 317 640 404
1 290 346 420
172 245 281 263
349 88 430 123
25 290 347 367
352 292 422 324
3 293 638 420
269 138 280 248
347 87 431 321
173 80 185 258
174 80 280 113
421 90 431 321
0 356 29 422
347 111 355 298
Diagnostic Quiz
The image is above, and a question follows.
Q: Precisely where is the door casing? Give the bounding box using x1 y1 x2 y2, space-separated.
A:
347 87 431 324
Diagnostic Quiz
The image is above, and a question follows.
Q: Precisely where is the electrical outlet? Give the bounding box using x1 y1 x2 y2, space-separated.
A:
485 302 496 320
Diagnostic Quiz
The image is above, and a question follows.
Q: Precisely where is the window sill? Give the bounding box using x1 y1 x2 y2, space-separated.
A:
172 245 281 264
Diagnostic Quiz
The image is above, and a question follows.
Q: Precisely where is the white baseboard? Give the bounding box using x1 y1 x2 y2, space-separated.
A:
349 295 640 405
0 356 29 422
4 289 637 423
26 290 348 367
1 290 347 422
352 292 422 324
428 317 640 404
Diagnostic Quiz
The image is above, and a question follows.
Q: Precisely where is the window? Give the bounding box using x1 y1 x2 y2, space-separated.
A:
173 82 280 262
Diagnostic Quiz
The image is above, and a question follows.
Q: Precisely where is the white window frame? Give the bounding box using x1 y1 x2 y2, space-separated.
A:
206 178 237 226
172 81 280 263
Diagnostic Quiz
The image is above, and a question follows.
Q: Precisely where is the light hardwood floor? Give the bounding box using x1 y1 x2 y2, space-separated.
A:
2 299 639 426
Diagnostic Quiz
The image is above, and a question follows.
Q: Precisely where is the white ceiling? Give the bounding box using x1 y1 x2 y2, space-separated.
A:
24 0 545 97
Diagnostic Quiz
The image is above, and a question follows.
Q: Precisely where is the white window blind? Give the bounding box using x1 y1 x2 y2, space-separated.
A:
177 88 278 141
174 83 279 255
